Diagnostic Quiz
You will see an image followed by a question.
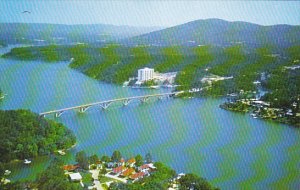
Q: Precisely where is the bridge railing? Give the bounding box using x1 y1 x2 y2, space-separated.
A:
39 91 184 117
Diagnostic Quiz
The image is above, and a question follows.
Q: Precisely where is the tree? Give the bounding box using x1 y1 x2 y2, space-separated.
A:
36 158 80 190
135 154 143 167
99 167 107 176
101 155 111 162
111 150 122 162
76 150 89 170
0 162 4 179
145 152 152 163
89 154 99 164
178 173 216 190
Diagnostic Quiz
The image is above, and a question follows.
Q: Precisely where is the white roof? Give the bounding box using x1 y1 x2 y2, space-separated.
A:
139 67 154 71
69 173 82 180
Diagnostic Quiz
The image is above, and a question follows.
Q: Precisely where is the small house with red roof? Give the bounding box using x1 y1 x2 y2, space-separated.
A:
121 168 135 177
129 172 145 182
63 164 79 172
112 166 125 176
117 158 125 166
126 158 136 167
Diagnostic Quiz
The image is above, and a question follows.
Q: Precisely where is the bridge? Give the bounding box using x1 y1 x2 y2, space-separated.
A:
39 91 184 118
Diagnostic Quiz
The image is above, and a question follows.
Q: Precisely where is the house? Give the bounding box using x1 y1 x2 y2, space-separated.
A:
112 166 125 176
69 173 82 182
129 172 145 181
126 158 136 167
121 168 135 177
63 164 80 172
106 162 115 168
138 163 156 173
117 158 125 166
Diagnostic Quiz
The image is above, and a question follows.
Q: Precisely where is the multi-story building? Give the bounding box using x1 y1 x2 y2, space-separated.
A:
137 67 154 82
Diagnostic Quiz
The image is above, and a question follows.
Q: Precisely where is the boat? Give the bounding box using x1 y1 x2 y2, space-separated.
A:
24 159 31 164
58 150 66 156
150 85 159 89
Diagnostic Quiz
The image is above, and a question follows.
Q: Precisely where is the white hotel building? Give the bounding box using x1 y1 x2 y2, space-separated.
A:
137 67 154 82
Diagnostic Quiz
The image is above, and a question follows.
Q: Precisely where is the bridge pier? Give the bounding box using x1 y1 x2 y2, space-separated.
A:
158 95 164 100
140 97 149 103
79 106 91 113
100 102 112 110
123 99 132 106
39 114 45 118
55 111 64 118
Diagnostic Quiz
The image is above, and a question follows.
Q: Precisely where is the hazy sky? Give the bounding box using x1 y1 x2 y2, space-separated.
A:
1 1 299 27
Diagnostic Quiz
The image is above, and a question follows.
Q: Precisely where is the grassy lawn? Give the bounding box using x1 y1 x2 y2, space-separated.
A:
81 172 94 186
98 175 124 183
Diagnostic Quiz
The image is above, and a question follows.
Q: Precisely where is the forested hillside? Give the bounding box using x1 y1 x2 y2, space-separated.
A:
0 110 76 162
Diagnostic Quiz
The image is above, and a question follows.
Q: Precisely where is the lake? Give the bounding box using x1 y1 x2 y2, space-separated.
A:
0 45 299 190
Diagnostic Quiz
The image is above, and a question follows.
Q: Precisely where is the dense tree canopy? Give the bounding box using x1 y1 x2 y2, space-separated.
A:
135 154 143 167
0 110 76 162
179 173 219 190
111 150 122 162
36 158 80 190
76 150 89 170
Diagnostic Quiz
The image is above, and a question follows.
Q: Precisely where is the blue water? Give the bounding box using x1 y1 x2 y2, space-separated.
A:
0 45 299 189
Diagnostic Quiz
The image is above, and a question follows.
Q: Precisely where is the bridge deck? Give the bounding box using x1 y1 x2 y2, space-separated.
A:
39 91 183 116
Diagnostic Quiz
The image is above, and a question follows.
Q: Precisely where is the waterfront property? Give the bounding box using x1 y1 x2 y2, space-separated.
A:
138 67 154 82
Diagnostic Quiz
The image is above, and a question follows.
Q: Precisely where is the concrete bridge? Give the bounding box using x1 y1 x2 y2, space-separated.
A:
39 91 184 118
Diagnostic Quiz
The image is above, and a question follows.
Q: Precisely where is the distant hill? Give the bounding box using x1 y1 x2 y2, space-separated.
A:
0 23 162 45
123 19 300 48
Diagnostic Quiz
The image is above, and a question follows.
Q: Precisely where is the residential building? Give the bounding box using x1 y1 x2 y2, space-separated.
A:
126 158 136 167
112 166 125 176
69 173 82 182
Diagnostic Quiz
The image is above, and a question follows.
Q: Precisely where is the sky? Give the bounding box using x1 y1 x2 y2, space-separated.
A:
1 1 300 27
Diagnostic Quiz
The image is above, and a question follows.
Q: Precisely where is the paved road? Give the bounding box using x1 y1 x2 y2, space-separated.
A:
89 170 103 190
105 173 127 183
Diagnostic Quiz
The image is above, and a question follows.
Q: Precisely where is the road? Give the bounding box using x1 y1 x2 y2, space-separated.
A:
89 170 103 190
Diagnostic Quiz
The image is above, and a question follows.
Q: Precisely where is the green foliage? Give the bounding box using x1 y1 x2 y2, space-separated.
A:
85 45 120 79
178 173 217 190
99 168 107 176
111 150 122 162
0 110 76 162
135 154 143 167
220 101 251 113
113 47 152 84
89 154 99 164
101 155 111 162
76 150 89 170
68 45 92 68
176 46 213 91
138 162 176 189
235 47 276 91
36 158 80 190
2 47 35 60
203 80 235 97
141 79 156 87
210 45 246 76
154 46 183 72
39 45 59 62
81 172 93 185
